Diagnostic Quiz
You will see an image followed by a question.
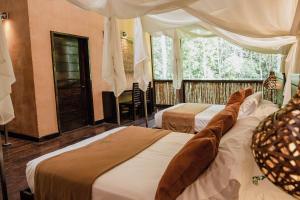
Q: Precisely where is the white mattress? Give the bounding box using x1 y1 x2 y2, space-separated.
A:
154 104 225 132
26 102 296 200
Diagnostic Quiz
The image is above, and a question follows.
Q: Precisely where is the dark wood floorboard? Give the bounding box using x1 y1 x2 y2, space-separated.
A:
2 116 155 200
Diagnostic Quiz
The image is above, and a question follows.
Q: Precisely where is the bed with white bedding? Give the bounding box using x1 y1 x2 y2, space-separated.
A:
155 91 278 133
154 103 225 132
26 100 295 200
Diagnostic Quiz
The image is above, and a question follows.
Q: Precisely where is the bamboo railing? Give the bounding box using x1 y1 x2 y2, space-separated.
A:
153 80 264 105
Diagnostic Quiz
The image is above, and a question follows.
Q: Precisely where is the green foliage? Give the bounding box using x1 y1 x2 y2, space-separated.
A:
152 35 282 80
152 35 173 80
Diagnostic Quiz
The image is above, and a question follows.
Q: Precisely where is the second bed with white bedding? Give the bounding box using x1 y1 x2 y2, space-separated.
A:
154 103 225 132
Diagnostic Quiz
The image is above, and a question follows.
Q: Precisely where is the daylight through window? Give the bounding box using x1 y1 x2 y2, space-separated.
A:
152 35 282 80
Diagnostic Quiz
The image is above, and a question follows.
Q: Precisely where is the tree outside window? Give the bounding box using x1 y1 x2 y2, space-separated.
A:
151 35 282 80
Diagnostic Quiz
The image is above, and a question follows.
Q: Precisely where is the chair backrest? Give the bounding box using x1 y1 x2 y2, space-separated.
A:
146 82 151 102
132 83 141 107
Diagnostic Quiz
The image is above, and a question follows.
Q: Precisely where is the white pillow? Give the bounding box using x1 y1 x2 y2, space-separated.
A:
238 92 262 118
251 100 279 120
181 117 261 200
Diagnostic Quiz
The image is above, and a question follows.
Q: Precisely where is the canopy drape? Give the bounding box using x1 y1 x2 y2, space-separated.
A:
102 17 127 97
0 20 15 125
142 9 298 104
66 0 300 104
67 0 197 18
171 30 183 90
133 18 151 92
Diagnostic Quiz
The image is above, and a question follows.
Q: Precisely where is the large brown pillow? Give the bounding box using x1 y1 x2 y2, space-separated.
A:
244 87 254 98
207 102 240 136
155 101 242 200
155 127 219 200
226 87 253 106
226 89 245 106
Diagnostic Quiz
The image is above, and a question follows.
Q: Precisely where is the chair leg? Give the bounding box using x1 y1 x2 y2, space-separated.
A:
140 105 144 116
133 107 136 121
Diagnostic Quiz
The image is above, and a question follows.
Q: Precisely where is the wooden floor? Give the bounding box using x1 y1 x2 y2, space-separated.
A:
1 117 155 200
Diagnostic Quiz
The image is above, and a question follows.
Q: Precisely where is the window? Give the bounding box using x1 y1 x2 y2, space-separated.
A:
151 35 173 80
151 35 282 80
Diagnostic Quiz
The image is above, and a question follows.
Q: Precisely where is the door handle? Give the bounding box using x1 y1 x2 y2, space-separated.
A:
81 85 86 88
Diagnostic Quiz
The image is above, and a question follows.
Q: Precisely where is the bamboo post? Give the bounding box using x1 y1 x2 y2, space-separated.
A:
143 91 149 127
0 126 8 200
2 126 11 147
115 96 121 126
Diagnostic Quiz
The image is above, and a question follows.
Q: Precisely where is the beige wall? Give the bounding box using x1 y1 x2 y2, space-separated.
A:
101 19 135 91
119 19 134 39
0 0 39 137
119 19 135 90
27 0 104 137
1 1 150 138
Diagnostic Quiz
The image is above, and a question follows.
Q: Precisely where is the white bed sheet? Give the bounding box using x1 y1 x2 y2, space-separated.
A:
26 127 193 199
154 104 225 132
26 102 295 200
240 160 296 200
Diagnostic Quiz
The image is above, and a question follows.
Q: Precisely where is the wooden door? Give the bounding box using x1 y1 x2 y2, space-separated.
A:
51 33 93 133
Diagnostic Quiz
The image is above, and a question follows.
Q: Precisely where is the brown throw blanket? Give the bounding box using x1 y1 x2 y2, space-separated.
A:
34 126 171 200
162 103 210 133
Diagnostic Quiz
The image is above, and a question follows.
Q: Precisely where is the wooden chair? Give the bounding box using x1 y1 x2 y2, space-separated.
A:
119 83 142 121
141 82 153 115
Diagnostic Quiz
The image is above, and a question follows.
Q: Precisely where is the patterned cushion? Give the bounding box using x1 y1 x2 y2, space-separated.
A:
251 87 300 199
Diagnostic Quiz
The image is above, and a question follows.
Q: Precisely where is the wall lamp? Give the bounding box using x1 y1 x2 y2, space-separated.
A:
121 31 127 38
0 12 9 20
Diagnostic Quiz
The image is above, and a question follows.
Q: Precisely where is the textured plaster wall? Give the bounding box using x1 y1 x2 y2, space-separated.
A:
27 0 105 137
0 0 39 137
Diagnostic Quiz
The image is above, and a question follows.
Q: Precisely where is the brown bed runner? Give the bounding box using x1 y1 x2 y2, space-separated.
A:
34 126 171 200
162 103 210 133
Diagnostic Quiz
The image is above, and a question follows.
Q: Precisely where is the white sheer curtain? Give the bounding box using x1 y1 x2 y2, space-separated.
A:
67 0 196 93
66 0 300 103
172 30 183 90
67 0 197 18
102 17 127 97
133 18 151 92
141 6 299 104
184 0 297 37
0 20 15 125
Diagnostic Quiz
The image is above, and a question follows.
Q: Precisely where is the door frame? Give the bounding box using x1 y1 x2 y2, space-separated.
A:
50 31 95 133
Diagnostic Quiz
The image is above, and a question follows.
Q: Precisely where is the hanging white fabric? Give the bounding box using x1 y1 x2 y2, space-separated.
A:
102 17 127 97
142 10 298 95
66 0 300 104
154 28 183 90
171 30 183 90
0 20 15 125
133 18 151 92
67 0 297 36
66 0 196 18
184 0 297 37
142 9 297 54
283 38 300 105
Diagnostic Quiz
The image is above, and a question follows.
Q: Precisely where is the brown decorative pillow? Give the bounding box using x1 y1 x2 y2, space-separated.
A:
244 87 254 98
226 89 245 106
156 99 242 200
155 127 219 200
207 102 240 136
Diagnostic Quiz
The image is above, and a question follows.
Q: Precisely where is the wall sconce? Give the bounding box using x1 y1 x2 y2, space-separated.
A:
0 12 9 20
121 31 127 38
